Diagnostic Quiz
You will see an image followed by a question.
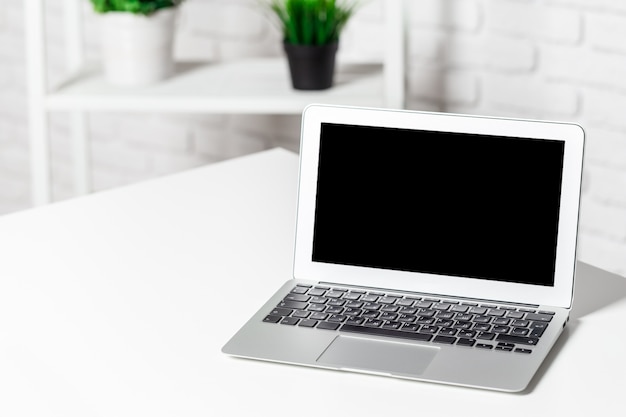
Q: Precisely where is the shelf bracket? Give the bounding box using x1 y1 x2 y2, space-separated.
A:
65 0 92 195
25 0 52 206
383 0 406 109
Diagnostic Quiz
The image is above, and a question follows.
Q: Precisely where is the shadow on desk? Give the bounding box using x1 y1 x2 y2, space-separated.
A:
525 261 626 393
570 261 626 319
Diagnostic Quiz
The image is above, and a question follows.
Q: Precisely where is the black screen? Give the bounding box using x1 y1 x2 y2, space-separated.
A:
312 123 565 286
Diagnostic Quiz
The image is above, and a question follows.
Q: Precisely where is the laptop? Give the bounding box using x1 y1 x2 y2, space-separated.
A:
222 104 585 392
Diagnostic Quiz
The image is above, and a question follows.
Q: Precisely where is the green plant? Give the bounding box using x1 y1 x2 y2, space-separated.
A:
266 0 359 46
90 0 184 15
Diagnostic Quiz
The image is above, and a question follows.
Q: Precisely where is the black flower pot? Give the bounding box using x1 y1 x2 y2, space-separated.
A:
283 42 338 90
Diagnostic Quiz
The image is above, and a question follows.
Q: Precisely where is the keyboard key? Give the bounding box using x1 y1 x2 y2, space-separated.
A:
456 338 476 347
398 314 417 323
473 315 492 323
344 307 363 316
292 310 311 318
469 307 487 315
317 321 340 330
291 287 309 294
450 305 469 313
362 310 380 319
458 330 476 338
382 321 402 330
326 291 344 298
492 325 511 334
526 313 553 322
439 327 458 336
529 327 547 338
310 312 329 320
515 348 533 354
381 305 400 313
341 324 433 342
346 301 364 308
364 319 384 327
397 299 415 307
476 332 496 340
401 323 420 332
417 317 435 325
433 335 456 344
263 315 282 323
380 312 399 321
454 321 472 330
346 317 365 325
279 300 308 310
436 319 454 328
506 311 525 319
343 293 362 301
281 317 300 325
475 343 493 350
473 323 491 332
285 294 310 302
380 296 399 304
420 325 439 334
270 307 293 317
298 319 318 328
496 334 540 345
418 309 436 318
328 314 347 322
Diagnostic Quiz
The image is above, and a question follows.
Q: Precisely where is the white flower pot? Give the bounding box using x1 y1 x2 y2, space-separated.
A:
100 8 177 86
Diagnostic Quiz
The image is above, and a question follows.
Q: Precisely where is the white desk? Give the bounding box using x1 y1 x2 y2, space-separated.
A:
0 148 624 416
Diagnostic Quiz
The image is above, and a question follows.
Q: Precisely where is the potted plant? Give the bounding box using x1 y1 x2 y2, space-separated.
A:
89 1 185 86
265 0 359 90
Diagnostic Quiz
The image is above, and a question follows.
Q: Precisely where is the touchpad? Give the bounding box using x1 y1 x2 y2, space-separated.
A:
317 335 438 376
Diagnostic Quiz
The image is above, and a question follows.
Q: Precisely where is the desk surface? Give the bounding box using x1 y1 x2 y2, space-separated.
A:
0 148 624 416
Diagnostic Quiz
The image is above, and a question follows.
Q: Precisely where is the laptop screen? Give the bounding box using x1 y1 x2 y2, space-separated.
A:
312 123 565 287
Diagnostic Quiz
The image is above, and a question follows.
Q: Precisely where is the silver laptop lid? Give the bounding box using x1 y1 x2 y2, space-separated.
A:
294 105 584 308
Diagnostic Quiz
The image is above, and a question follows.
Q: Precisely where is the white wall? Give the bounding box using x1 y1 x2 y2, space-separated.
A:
1 0 625 276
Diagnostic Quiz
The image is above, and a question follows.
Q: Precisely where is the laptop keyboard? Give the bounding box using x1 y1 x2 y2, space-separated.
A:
263 284 555 354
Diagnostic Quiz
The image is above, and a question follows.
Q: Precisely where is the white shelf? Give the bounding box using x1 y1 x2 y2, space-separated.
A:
25 0 406 205
47 59 385 113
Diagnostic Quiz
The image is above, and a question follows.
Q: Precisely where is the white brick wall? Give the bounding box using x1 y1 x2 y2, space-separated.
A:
1 0 626 276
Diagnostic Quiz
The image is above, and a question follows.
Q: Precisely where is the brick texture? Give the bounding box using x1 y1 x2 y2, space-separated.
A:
1 0 626 276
